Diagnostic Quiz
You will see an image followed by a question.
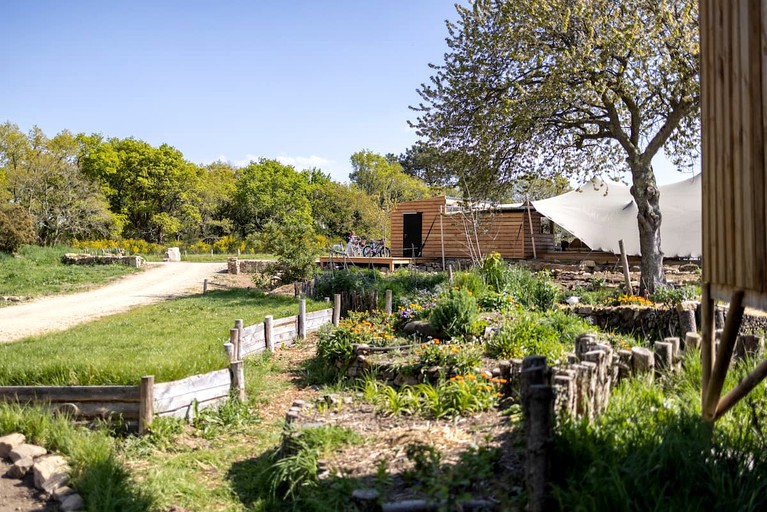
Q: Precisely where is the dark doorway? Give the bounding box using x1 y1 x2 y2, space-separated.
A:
403 213 422 257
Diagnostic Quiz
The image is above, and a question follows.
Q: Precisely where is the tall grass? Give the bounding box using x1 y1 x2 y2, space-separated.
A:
0 244 138 299
552 351 767 510
0 289 327 385
0 403 154 511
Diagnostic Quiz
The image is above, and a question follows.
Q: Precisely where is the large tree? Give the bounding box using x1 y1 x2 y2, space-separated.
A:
412 0 700 294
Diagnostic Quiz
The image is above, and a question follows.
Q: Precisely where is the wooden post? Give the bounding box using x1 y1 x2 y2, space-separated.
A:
700 282 715 410
448 264 454 283
715 359 767 421
385 289 393 315
234 319 244 361
654 341 673 372
704 290 745 421
525 384 553 512
439 205 446 271
618 240 632 295
333 294 341 326
685 332 702 351
230 360 246 401
228 328 240 363
733 335 764 362
139 375 154 435
677 306 697 339
203 279 208 294
370 290 379 311
630 346 654 383
298 300 306 340
526 197 537 259
264 315 274 353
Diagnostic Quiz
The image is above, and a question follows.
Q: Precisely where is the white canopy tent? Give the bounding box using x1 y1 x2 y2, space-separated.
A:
531 174 701 258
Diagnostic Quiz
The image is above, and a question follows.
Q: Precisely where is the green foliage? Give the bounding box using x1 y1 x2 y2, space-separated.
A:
480 251 505 292
0 203 36 253
414 340 483 376
452 271 488 296
0 403 154 511
477 290 517 312
650 284 699 306
485 309 586 363
429 287 480 339
358 374 501 419
552 351 767 510
268 425 363 500
261 210 323 284
504 266 559 311
349 149 430 212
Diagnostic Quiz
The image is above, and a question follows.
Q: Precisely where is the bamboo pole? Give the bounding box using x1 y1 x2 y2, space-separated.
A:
704 290 745 421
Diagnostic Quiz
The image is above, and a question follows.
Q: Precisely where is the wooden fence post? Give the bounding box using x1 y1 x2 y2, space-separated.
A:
230 360 246 401
333 294 341 326
385 289 393 315
139 375 154 435
234 319 243 361
524 376 554 512
298 299 306 340
618 239 632 295
229 328 240 363
203 279 208 294
264 315 274 353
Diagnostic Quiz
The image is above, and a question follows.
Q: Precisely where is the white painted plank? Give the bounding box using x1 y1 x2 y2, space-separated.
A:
153 369 230 401
154 383 230 414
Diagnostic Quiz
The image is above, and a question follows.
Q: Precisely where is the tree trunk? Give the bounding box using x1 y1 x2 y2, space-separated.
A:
629 161 666 295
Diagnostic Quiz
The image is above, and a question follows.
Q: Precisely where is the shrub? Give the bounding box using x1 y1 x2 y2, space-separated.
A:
429 288 480 339
414 340 484 376
480 251 506 292
452 271 488 296
316 312 398 368
485 310 569 362
477 290 517 312
0 203 36 253
650 284 699 306
504 266 559 311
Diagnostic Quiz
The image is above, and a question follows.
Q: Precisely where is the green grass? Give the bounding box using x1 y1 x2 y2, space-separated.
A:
0 245 138 300
552 351 767 510
0 402 154 511
0 289 329 385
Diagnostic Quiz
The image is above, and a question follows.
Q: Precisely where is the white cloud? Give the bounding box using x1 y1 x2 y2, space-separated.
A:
275 155 332 169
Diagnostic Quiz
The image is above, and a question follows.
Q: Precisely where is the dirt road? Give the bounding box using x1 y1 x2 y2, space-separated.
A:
0 262 226 343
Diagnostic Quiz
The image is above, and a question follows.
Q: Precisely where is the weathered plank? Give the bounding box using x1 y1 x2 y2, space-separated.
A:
273 315 297 329
153 369 230 414
156 396 228 420
0 386 140 403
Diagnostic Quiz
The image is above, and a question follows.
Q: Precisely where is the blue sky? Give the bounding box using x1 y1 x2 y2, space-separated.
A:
1 1 692 185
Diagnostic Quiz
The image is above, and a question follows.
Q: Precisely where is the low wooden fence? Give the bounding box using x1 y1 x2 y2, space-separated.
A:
0 299 341 434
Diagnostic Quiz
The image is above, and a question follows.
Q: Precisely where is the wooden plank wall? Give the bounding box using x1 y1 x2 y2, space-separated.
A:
238 308 333 357
0 385 141 421
390 197 555 259
701 0 767 310
153 369 231 420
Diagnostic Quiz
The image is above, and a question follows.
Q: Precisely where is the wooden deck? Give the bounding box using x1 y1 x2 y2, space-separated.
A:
319 255 420 271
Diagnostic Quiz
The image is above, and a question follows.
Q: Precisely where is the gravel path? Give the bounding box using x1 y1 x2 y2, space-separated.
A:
0 262 226 343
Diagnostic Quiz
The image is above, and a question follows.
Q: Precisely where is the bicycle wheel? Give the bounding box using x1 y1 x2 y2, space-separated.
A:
380 247 391 257
363 245 372 257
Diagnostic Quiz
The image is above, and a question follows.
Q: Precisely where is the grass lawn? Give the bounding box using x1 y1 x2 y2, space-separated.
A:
0 245 139 301
0 289 329 385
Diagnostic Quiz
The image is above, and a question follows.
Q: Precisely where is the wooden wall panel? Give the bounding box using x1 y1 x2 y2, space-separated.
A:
701 0 767 310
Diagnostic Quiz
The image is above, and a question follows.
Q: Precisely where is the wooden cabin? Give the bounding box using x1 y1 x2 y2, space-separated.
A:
390 196 554 259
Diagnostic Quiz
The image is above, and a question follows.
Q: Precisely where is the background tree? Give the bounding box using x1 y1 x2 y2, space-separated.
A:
349 150 430 239
310 179 383 241
0 124 116 245
412 0 700 294
0 203 36 253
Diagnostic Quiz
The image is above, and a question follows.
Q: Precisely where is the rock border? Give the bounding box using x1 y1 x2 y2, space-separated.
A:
0 432 83 512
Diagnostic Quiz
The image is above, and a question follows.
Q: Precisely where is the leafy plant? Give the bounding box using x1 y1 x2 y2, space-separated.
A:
485 310 571 362
414 340 483 376
429 287 480 339
650 284 699 306
452 271 488 296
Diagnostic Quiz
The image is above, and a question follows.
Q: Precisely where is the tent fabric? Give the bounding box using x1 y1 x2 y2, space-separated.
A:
531 174 701 258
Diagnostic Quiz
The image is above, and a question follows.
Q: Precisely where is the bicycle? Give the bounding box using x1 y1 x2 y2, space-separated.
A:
363 238 391 257
331 235 366 257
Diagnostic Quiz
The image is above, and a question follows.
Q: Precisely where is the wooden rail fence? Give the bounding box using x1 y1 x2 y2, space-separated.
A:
0 299 341 435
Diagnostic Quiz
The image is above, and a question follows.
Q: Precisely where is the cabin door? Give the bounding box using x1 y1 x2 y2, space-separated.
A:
402 212 422 257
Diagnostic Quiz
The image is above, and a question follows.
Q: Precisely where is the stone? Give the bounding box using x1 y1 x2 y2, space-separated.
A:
9 443 47 462
0 432 25 459
53 485 77 501
401 320 440 339
33 454 70 493
324 394 340 406
6 456 34 478
163 246 181 262
60 493 84 512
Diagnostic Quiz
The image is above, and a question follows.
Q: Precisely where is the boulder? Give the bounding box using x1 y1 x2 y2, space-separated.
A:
402 320 441 339
163 247 181 262
0 432 25 459
33 454 70 493
60 493 84 512
6 456 34 478
9 443 47 462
